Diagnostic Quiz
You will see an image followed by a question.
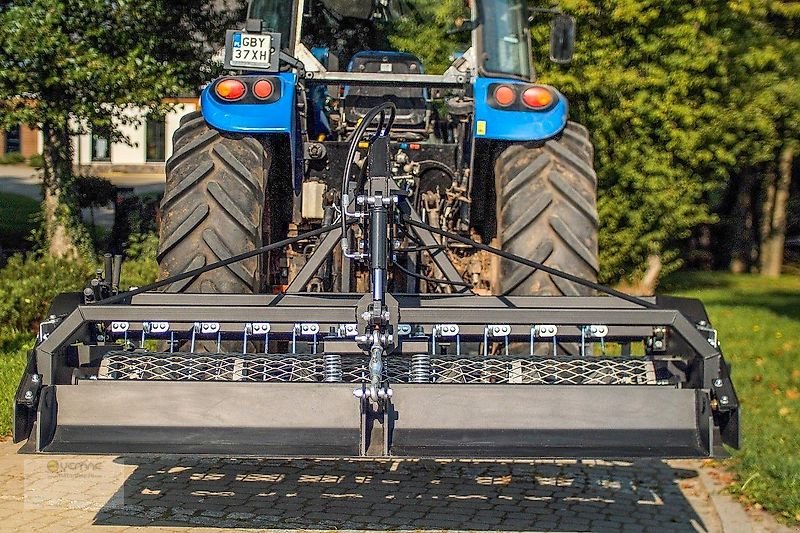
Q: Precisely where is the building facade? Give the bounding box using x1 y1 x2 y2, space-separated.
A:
0 124 40 159
74 99 199 176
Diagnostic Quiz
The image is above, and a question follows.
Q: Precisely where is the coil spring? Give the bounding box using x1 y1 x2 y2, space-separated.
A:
323 353 343 382
411 354 431 383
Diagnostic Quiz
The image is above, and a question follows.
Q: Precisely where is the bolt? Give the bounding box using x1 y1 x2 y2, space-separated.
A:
720 396 729 405
24 391 33 400
31 375 40 384
713 379 723 388
308 143 323 158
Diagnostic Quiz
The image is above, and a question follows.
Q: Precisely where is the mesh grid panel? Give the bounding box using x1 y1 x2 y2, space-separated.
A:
96 351 660 385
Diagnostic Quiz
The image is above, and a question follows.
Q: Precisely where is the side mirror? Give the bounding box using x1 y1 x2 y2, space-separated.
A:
447 16 477 35
550 14 576 64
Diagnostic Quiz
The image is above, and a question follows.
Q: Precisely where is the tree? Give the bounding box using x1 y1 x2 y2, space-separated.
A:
0 0 244 257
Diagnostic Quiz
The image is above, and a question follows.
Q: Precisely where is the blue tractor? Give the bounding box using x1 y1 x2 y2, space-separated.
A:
160 0 596 298
14 0 740 458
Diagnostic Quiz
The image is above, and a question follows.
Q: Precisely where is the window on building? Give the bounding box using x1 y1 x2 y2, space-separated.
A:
91 133 111 162
146 116 166 162
4 125 21 153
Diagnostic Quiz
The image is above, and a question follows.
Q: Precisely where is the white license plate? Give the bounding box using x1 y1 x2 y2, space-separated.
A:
230 32 274 69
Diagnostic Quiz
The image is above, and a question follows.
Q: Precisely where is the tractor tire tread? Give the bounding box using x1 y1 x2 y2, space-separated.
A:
158 114 270 295
494 121 599 297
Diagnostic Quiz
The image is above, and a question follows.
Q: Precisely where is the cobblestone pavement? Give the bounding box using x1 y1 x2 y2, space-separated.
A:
0 441 742 532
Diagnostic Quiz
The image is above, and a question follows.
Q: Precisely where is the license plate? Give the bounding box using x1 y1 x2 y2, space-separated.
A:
230 32 274 69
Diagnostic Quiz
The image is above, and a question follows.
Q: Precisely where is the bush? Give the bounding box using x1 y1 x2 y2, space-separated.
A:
27 153 44 169
0 254 91 333
0 232 160 334
0 151 25 164
121 232 159 289
73 175 116 209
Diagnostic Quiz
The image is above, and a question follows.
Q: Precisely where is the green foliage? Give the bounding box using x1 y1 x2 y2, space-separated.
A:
120 232 159 290
72 175 115 209
0 1 240 135
0 329 30 436
0 0 244 255
0 192 39 252
667 273 800 525
0 253 91 332
0 151 24 164
27 153 44 168
385 0 468 73
392 0 799 283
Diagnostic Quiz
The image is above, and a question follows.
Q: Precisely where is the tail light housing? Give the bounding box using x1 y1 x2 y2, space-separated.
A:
253 79 274 100
487 83 558 111
522 86 555 110
215 79 246 101
493 85 516 107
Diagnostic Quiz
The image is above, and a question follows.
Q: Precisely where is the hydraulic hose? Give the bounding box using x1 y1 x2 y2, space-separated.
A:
96 223 339 306
340 102 397 256
404 217 658 309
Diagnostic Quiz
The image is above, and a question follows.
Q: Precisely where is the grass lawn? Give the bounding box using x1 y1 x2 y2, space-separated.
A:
664 272 800 524
0 192 39 252
0 270 797 522
0 331 32 436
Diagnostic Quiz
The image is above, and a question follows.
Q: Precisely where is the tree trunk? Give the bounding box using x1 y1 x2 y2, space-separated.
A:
760 144 795 277
729 170 757 273
41 122 79 258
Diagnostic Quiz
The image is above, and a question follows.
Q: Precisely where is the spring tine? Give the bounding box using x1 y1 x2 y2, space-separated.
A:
170 331 174 354
581 327 586 357
530 328 535 357
456 334 461 356
217 331 221 353
243 329 248 355
140 330 146 349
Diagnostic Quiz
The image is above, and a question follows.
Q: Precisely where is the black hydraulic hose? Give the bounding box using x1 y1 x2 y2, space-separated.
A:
392 260 470 288
404 217 658 309
340 102 397 250
97 223 339 306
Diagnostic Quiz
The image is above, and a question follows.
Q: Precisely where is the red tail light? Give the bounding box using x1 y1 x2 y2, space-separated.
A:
253 79 274 100
215 79 246 101
521 86 554 109
493 85 516 107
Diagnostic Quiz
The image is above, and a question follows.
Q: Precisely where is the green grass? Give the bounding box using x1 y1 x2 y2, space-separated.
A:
665 272 800 524
0 331 32 436
0 192 39 251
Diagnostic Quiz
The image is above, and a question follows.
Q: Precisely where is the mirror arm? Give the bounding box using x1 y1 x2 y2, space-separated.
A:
527 7 561 23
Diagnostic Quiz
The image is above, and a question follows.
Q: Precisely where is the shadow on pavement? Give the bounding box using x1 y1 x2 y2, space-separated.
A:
94 456 709 531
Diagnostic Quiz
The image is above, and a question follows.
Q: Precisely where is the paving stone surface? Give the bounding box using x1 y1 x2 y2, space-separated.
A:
0 441 784 532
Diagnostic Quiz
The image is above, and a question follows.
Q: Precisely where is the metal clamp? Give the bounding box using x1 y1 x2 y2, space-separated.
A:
142 322 170 335
293 323 320 354
531 325 558 356
338 323 359 337
484 325 510 356
696 323 719 348
433 324 461 356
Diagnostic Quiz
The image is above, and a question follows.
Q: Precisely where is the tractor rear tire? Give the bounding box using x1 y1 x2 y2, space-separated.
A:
158 111 271 294
493 122 599 297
